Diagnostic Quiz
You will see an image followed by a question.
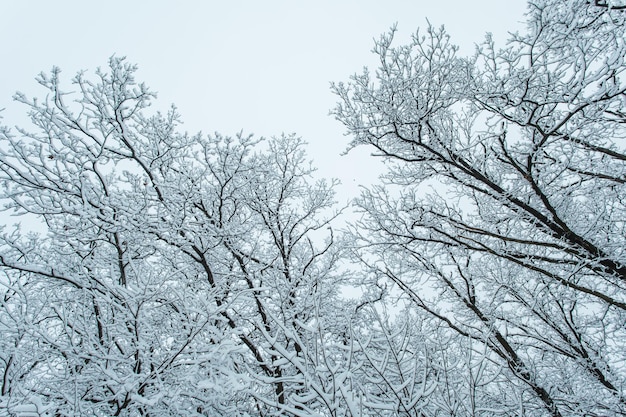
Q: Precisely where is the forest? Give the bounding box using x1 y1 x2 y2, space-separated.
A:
1 0 626 416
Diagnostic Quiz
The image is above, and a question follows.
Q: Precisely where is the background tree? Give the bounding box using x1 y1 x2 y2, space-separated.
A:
333 0 626 415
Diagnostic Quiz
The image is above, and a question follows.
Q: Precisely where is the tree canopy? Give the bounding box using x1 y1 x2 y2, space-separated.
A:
2 0 626 416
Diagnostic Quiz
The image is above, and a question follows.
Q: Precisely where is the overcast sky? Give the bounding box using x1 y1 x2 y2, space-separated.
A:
1 1 528 201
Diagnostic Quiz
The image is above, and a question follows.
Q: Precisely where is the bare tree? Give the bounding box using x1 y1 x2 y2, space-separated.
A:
0 58 353 416
333 0 626 415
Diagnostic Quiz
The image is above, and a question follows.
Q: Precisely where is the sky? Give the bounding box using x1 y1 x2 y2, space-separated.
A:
0 1 528 203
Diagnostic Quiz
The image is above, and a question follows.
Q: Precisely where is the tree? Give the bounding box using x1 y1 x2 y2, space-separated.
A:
333 0 626 415
0 58 354 416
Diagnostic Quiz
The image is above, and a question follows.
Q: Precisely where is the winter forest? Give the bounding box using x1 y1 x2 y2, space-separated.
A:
1 0 626 416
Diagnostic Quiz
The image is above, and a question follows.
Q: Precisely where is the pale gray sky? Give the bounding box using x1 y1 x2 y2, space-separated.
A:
1 1 527 200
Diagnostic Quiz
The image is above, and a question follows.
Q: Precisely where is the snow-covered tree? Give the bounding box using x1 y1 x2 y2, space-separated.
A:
333 1 626 415
0 58 354 416
4 0 626 415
